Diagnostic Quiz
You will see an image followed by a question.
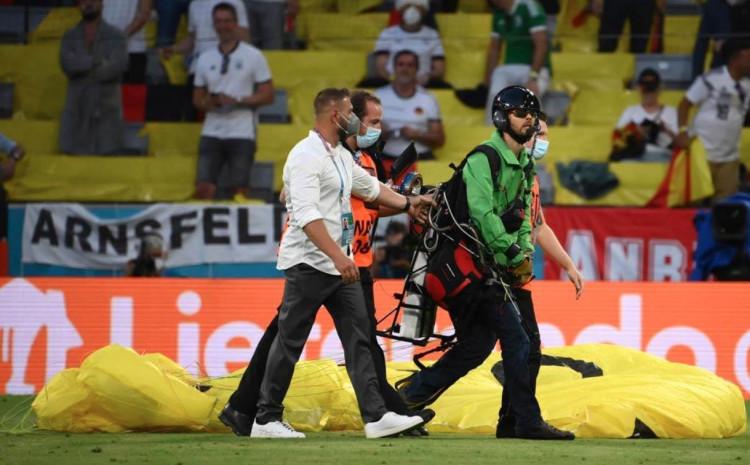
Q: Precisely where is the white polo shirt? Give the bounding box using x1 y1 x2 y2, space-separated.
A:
686 66 750 163
374 25 445 83
188 0 249 74
375 84 442 157
616 104 679 149
103 0 147 53
278 131 381 275
194 42 272 140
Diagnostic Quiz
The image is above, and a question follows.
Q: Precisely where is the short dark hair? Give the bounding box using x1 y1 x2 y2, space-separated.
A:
314 88 350 115
350 91 381 120
212 2 238 20
725 38 750 62
393 49 419 68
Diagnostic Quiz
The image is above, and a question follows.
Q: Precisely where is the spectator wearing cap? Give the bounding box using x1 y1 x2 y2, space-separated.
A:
373 0 447 88
614 68 678 161
102 0 153 84
484 0 551 125
375 49 445 175
677 39 750 202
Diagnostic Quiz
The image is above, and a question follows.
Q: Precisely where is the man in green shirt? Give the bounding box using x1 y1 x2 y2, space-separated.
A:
397 86 573 440
484 0 551 125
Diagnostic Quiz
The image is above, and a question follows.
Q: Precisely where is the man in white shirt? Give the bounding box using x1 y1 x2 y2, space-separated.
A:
614 68 678 161
375 50 445 176
373 0 446 87
677 39 750 201
192 2 274 199
252 88 434 439
102 0 152 83
243 0 298 49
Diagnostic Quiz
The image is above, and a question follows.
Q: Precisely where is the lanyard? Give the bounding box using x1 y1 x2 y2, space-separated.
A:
315 130 346 203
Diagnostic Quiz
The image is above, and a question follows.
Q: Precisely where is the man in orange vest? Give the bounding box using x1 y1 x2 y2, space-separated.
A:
495 114 584 437
219 90 433 436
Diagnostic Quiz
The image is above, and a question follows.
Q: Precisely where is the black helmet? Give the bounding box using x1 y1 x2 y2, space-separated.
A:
491 85 541 133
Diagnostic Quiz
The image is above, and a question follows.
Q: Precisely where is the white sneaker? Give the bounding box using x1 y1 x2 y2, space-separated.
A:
364 412 424 439
250 420 305 439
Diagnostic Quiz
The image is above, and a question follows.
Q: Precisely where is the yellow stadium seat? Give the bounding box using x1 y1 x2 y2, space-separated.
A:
15 43 67 120
264 50 366 88
30 7 79 43
434 125 496 162
664 15 700 54
568 89 685 126
741 129 750 167
142 123 201 158
546 126 612 163
443 50 484 89
299 0 337 12
457 0 490 13
336 0 382 14
0 119 59 154
415 159 456 186
255 125 311 191
303 13 388 51
431 89 485 126
551 53 634 90
556 0 629 53
436 13 490 55
0 46 23 82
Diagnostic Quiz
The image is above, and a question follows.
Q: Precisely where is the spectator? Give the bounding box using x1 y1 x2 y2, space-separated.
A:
677 39 750 202
244 0 298 50
375 50 445 175
0 133 23 241
373 0 446 88
125 232 165 277
484 0 551 125
691 0 731 80
596 0 662 53
59 0 128 155
154 0 191 47
161 0 249 120
374 220 411 278
192 2 274 200
537 0 560 44
103 0 153 84
612 68 678 161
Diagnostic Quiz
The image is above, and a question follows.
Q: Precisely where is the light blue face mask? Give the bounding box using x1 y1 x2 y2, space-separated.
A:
531 138 550 160
356 126 382 148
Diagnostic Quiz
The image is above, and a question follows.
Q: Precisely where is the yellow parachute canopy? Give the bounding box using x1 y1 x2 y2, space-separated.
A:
32 344 747 438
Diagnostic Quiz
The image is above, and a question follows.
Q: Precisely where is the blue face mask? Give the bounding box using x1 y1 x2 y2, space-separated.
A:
356 126 382 148
531 138 550 160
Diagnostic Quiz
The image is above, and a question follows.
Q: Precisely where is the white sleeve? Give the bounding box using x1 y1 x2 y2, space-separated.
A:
288 152 324 228
253 51 272 83
662 106 679 134
431 29 445 58
615 106 633 129
188 4 197 33
426 93 441 121
374 29 391 53
351 163 380 202
193 56 207 87
686 76 710 105
233 0 249 28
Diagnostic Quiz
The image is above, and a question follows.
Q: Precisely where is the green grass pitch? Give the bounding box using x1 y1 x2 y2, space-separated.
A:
1 396 748 465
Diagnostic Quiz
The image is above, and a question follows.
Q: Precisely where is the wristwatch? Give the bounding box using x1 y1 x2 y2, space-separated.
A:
402 195 411 212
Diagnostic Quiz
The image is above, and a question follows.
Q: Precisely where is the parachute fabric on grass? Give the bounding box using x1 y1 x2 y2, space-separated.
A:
32 344 746 438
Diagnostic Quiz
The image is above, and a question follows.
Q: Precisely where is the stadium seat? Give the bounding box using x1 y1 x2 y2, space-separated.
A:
303 13 388 51
540 91 571 125
546 126 612 163
444 50 484 89
0 5 49 43
255 124 310 191
431 89 485 127
551 53 635 90
0 119 59 154
634 54 693 89
435 13 490 54
457 0 490 13
741 129 750 167
264 51 365 88
29 7 77 43
336 0 382 14
663 15 700 54
248 161 275 203
142 122 201 158
568 89 685 126
434 125 496 162
258 89 290 124
12 42 66 119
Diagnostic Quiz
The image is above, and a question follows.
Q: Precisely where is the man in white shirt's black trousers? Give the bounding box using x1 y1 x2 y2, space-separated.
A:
251 88 434 439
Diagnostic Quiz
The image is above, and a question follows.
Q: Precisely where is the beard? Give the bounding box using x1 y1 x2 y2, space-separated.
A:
82 10 100 21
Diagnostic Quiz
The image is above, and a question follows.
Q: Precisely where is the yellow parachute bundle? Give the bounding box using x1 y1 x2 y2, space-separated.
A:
32 344 747 438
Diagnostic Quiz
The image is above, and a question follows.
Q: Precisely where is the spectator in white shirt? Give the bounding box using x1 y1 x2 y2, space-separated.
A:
677 39 750 202
614 68 678 161
192 2 274 200
243 0 298 49
375 50 445 176
252 87 433 439
103 0 153 84
373 0 447 88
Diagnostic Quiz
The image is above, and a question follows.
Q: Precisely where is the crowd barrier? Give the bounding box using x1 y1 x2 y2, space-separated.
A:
0 278 747 398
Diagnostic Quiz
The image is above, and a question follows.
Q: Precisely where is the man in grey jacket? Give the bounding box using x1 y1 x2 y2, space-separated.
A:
59 0 128 155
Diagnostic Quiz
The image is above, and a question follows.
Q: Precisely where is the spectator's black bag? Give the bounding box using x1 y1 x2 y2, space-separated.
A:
556 161 620 200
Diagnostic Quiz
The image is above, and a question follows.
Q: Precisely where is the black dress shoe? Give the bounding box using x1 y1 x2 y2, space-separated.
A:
516 421 575 440
415 408 436 424
218 403 253 436
495 414 516 438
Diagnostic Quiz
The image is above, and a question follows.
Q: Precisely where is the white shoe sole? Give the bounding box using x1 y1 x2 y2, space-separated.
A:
365 416 424 439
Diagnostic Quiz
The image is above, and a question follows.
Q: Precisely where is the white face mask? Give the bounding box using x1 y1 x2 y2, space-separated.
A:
531 138 549 160
402 6 422 26
356 126 382 148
